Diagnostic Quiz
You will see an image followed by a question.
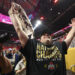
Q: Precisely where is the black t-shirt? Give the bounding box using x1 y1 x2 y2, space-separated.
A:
20 39 67 75
0 68 1 74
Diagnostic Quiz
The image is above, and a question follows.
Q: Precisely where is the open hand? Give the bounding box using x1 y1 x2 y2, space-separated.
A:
10 2 21 14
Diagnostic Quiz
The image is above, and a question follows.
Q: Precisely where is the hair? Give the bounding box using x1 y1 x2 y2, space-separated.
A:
33 26 52 39
39 28 52 38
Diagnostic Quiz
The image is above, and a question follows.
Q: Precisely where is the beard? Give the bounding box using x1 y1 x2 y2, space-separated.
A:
45 39 52 45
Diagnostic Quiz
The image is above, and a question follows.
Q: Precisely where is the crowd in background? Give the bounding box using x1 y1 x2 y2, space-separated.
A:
2 48 26 75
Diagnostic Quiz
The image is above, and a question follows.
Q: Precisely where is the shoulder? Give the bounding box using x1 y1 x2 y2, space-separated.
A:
53 41 61 46
53 41 67 48
24 38 38 47
53 41 67 46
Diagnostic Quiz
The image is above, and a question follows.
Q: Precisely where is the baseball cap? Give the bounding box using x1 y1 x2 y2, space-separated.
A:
40 28 51 36
33 25 52 38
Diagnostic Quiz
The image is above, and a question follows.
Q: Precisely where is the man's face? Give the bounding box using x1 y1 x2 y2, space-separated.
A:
40 34 52 45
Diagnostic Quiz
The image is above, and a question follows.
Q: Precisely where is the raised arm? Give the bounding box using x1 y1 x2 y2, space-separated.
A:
9 13 28 47
64 18 75 48
8 2 33 47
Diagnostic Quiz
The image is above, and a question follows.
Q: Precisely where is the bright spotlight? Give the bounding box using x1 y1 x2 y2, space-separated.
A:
54 0 58 3
33 20 42 30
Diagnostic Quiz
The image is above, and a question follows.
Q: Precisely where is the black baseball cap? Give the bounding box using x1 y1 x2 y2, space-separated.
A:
33 25 52 38
40 28 51 36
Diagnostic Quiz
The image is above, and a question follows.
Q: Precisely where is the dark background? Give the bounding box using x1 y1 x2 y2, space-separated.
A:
0 0 75 38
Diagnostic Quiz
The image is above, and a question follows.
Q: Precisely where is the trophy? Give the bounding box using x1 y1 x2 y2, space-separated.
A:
8 2 34 37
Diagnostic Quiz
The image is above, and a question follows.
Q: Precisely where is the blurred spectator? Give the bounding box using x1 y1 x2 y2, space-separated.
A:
15 56 26 75
6 48 15 66
13 49 21 68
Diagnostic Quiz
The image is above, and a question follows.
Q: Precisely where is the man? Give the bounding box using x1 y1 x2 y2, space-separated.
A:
9 2 75 75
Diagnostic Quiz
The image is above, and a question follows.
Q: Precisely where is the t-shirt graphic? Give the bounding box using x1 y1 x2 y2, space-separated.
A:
36 43 62 62
20 39 67 75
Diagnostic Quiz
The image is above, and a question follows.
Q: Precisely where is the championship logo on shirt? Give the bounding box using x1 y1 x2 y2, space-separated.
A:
48 62 55 70
43 62 58 70
36 43 62 61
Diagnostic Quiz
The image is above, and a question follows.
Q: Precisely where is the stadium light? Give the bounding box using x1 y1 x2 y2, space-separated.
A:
33 20 42 30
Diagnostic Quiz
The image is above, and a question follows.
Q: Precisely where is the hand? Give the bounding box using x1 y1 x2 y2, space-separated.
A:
11 2 21 14
69 18 75 36
70 18 75 31
70 18 75 27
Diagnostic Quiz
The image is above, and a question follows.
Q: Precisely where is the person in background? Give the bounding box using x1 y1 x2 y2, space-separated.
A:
0 43 12 75
6 48 13 59
6 48 15 67
15 56 26 75
13 49 21 68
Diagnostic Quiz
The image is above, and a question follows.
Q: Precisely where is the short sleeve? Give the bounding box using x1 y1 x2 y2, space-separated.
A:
53 41 68 54
62 41 68 54
19 39 36 59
